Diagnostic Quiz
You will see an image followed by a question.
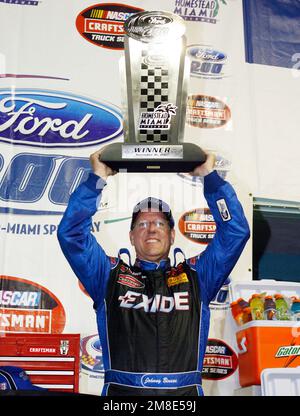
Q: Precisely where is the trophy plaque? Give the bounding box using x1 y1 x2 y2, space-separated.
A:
100 10 206 172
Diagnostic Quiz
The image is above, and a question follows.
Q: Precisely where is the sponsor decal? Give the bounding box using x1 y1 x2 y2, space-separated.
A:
0 276 66 334
177 154 231 185
179 208 216 245
118 290 189 313
186 94 231 128
76 3 143 50
0 219 106 236
167 273 189 287
117 274 145 289
174 0 227 24
209 277 230 310
216 198 231 221
187 45 227 79
28 347 57 354
139 103 177 130
0 0 39 5
202 338 238 380
275 345 300 358
0 152 107 215
60 340 69 355
0 89 122 147
81 334 104 378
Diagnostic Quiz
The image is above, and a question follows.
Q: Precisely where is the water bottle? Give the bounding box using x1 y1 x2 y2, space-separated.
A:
291 299 300 321
274 294 291 320
263 296 277 320
250 294 264 320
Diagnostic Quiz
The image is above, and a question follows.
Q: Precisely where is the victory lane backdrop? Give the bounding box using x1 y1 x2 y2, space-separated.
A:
3 0 298 396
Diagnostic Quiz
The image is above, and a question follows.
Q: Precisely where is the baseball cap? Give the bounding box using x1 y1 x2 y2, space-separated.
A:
130 197 175 230
0 366 45 391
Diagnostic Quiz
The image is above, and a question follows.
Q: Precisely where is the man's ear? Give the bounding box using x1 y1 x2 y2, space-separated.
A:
129 231 134 246
170 228 175 245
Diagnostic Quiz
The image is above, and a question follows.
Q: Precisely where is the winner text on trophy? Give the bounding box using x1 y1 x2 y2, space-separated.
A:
100 10 206 172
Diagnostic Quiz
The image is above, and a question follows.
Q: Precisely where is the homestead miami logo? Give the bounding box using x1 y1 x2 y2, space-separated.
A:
139 103 177 130
174 0 227 24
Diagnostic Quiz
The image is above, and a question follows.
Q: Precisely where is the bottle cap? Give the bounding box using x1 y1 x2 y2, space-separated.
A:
264 295 273 300
292 299 300 303
251 294 261 299
274 294 283 299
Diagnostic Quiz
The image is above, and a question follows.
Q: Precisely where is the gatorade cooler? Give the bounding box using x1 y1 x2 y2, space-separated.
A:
229 280 300 388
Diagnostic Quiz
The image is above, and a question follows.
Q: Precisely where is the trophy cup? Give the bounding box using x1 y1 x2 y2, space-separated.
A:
100 10 206 172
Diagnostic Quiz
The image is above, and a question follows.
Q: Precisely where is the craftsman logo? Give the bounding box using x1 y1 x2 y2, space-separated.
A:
216 198 231 221
28 347 57 354
275 345 300 358
117 274 145 289
139 103 177 130
179 208 216 245
118 291 189 313
76 3 143 50
0 89 122 147
202 339 238 380
187 95 231 129
0 276 66 334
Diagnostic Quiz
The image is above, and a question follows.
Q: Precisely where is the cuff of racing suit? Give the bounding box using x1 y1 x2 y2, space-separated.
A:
203 170 226 194
84 172 107 193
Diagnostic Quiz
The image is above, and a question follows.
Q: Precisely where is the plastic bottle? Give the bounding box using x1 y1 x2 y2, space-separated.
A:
291 299 300 321
274 294 291 320
263 295 277 320
242 306 252 324
230 301 244 326
249 294 264 320
237 297 250 309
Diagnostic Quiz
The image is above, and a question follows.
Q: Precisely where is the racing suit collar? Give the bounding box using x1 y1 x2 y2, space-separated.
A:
134 257 170 271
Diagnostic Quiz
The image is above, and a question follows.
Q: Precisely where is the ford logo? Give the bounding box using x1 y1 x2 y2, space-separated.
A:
0 89 123 147
188 47 226 62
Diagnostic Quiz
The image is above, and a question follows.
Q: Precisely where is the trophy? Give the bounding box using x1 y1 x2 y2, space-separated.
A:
100 10 206 172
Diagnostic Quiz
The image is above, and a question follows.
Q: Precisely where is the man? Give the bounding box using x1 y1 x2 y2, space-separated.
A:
57 149 250 396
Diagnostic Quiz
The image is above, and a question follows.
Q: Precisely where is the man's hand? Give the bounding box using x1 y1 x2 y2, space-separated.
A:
89 148 117 180
190 152 216 177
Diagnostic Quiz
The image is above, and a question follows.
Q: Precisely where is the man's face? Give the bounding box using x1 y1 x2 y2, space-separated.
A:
129 211 175 263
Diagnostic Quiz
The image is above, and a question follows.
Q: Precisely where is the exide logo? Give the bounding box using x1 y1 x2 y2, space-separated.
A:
0 89 122 147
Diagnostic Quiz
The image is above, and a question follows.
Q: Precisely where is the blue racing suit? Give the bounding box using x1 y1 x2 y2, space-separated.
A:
57 170 250 396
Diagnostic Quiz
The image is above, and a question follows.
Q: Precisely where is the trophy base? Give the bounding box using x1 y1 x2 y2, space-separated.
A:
99 143 206 173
